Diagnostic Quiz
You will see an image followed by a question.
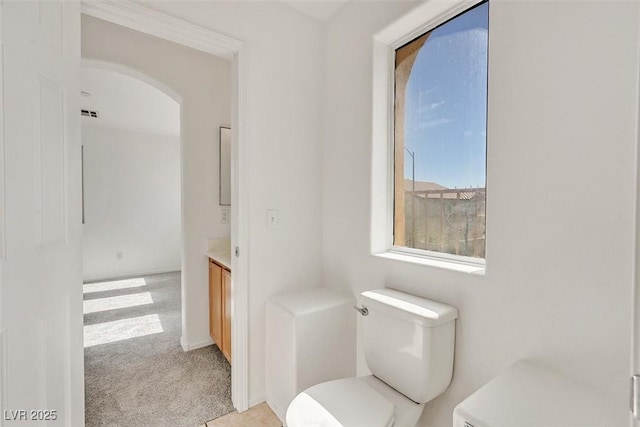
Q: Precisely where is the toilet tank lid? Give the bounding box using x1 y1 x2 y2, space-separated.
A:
360 288 458 327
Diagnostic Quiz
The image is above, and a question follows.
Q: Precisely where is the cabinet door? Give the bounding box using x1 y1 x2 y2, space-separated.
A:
222 269 232 363
209 260 223 347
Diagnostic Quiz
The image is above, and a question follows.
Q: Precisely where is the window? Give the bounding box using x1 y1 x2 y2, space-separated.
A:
392 1 488 262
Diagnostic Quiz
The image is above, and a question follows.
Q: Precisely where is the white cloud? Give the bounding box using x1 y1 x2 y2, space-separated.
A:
420 118 452 129
419 100 444 114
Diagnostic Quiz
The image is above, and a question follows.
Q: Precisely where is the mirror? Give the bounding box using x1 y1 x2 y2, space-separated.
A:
219 126 231 206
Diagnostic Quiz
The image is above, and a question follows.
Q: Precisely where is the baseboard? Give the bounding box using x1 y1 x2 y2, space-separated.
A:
83 268 181 283
180 336 214 352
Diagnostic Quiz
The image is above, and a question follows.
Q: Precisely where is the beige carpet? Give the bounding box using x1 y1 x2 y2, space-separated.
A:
84 272 234 427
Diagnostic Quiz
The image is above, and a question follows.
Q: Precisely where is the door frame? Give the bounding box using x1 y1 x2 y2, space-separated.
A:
80 1 250 412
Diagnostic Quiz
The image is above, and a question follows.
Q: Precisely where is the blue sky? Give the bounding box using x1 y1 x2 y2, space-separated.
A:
403 2 488 188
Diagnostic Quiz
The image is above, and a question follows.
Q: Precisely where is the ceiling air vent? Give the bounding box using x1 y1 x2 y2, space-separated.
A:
81 109 99 118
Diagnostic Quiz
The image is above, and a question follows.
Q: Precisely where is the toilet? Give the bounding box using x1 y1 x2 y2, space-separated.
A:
286 288 458 427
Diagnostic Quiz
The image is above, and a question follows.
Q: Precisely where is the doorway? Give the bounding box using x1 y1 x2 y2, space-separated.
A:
80 1 250 416
79 63 236 425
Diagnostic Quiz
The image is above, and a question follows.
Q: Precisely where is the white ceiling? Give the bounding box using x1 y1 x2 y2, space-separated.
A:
80 67 180 136
279 0 350 22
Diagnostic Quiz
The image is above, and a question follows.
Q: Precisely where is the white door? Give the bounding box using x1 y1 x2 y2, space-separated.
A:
0 1 83 425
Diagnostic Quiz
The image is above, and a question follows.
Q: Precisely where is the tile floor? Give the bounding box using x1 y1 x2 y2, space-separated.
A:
201 403 282 427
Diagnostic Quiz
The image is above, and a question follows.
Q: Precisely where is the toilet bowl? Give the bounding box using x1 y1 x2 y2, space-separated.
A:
286 288 458 427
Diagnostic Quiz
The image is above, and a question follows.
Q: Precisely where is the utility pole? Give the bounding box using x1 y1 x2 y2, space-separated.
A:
404 147 415 247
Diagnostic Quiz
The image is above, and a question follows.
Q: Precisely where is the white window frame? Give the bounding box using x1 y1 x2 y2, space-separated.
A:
371 0 487 274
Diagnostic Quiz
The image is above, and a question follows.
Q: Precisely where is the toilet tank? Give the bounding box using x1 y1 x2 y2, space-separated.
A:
360 289 458 404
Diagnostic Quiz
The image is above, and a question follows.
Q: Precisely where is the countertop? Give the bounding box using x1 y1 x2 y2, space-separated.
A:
206 250 231 270
453 360 626 427
206 237 231 270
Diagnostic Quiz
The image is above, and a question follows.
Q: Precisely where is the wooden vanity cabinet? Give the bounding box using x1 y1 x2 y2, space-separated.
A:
209 260 223 349
222 269 232 362
209 258 231 363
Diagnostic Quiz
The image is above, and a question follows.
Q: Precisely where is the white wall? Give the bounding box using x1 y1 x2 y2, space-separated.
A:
82 126 181 281
323 1 638 425
82 15 233 349
84 3 325 405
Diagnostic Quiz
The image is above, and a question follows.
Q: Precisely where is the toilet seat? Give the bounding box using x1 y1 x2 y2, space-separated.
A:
286 377 395 427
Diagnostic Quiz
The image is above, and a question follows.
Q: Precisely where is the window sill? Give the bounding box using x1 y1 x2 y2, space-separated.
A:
374 250 485 275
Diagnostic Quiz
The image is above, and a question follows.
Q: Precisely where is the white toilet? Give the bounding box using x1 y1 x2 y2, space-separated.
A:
286 288 458 427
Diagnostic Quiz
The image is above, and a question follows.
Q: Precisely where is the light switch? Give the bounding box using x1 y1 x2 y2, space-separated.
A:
221 208 230 224
267 209 279 229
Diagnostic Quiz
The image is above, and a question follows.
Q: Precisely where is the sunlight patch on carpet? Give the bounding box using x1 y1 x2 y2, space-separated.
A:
83 277 147 294
84 313 164 348
83 292 154 314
